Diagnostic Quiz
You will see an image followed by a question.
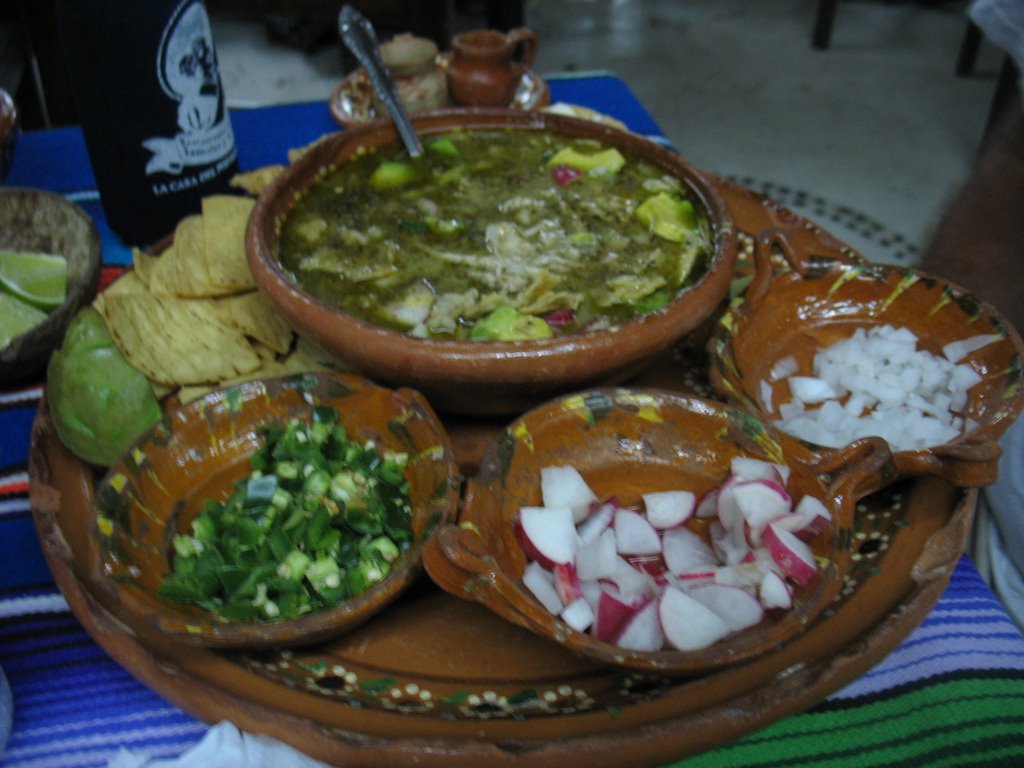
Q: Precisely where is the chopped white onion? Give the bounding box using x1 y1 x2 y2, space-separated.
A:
773 324 981 452
943 333 1002 363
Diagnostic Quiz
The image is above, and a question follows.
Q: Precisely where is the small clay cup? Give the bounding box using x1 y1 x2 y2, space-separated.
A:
447 28 539 106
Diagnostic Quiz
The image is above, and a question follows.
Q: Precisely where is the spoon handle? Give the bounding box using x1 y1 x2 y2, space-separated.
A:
338 5 423 157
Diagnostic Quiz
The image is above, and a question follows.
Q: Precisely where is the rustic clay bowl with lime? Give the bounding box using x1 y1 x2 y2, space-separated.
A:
707 228 1024 488
422 387 892 674
88 371 461 648
246 108 738 417
0 188 102 384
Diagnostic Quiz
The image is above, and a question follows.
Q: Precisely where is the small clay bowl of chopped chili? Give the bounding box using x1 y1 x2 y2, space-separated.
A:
87 371 460 648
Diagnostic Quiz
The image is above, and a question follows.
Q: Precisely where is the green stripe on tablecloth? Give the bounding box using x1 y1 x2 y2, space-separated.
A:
670 677 1024 768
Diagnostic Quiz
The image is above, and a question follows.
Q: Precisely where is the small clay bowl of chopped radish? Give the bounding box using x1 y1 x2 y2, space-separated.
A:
422 388 892 674
707 229 1024 488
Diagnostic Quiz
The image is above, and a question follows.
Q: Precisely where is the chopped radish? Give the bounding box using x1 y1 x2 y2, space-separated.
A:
553 562 583 605
759 570 793 610
762 522 818 586
642 490 696 529
516 462 832 654
580 579 603 613
541 466 598 523
731 479 792 545
695 488 719 518
614 508 661 556
715 475 744 532
658 587 732 651
662 526 717 574
690 584 764 632
614 598 664 651
710 520 750 565
607 556 656 599
515 506 578 569
791 495 832 539
730 456 785 485
577 500 616 544
523 561 563 614
714 561 769 589
576 528 619 581
560 597 595 632
593 590 644 642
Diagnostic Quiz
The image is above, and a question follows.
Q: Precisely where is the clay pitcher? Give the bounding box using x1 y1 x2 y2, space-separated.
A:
447 28 539 107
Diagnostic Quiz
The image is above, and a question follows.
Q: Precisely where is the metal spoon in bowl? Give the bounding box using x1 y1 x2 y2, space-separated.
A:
338 5 423 157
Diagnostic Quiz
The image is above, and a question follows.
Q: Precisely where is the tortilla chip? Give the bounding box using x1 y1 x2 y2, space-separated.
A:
102 293 261 386
202 195 256 291
230 165 284 195
149 215 233 298
93 269 149 318
131 248 159 288
287 134 332 164
213 291 294 354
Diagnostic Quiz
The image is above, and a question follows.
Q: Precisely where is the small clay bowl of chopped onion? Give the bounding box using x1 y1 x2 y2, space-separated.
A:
422 387 892 674
707 229 1024 487
87 371 461 648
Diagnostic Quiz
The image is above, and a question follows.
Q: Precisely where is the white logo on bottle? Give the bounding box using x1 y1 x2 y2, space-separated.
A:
143 0 236 176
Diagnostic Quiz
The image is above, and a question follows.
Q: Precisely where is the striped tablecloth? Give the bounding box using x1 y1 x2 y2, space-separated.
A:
2 74 1024 767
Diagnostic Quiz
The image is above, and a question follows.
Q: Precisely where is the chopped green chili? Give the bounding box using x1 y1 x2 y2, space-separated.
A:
157 407 413 622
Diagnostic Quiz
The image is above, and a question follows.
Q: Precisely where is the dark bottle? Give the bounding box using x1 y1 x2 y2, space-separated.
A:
55 0 239 246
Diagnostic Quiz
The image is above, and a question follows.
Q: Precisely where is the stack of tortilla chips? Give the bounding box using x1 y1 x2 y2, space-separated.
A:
94 191 336 404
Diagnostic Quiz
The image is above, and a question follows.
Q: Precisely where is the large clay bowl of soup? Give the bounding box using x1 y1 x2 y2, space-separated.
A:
247 109 738 416
707 229 1024 488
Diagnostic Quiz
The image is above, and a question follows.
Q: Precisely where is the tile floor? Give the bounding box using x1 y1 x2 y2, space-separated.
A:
213 0 1004 264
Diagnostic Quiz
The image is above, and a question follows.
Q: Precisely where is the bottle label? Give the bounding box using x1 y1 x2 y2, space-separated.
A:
143 0 236 185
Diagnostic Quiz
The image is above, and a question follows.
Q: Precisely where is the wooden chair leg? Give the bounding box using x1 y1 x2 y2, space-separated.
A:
956 21 983 76
813 0 838 50
983 55 1020 143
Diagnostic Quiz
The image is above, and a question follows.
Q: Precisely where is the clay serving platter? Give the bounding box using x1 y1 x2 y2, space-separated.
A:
28 182 973 767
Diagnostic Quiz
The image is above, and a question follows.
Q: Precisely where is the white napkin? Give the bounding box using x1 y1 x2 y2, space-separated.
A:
107 721 333 768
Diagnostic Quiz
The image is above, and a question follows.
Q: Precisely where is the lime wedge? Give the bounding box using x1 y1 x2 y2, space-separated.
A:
0 292 49 349
0 249 68 310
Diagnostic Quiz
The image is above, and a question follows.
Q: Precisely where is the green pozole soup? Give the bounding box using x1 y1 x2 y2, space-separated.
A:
278 129 715 341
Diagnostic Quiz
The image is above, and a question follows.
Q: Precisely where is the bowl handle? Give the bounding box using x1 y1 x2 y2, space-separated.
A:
423 523 556 635
744 227 804 311
746 226 863 311
809 435 897 508
895 438 1003 487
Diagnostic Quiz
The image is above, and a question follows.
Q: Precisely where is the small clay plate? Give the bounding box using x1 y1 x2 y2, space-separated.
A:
329 66 550 128
89 371 461 648
423 387 893 674
707 228 1024 487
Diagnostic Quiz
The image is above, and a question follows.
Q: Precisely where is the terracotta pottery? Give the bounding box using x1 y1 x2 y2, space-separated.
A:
707 228 1024 487
375 35 448 113
87 371 461 648
30 182 978 766
447 28 539 107
246 108 738 417
0 187 102 384
423 387 893 674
